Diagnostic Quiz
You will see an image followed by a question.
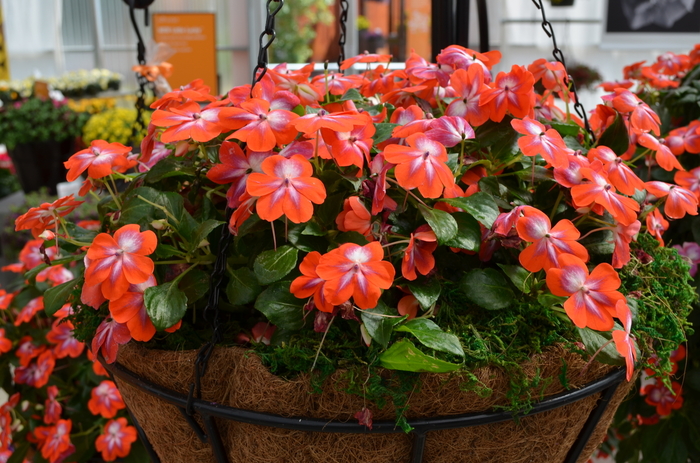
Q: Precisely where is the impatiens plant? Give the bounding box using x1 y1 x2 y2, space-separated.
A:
593 43 700 463
2 45 697 461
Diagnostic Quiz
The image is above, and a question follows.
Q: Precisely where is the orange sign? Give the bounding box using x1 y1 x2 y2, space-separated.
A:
153 13 217 93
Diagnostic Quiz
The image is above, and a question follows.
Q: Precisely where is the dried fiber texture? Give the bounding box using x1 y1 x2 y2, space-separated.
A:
115 343 633 463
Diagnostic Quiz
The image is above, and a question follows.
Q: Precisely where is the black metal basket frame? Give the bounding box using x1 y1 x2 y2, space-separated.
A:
104 358 626 463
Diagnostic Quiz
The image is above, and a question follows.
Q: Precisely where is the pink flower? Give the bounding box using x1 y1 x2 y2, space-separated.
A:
672 242 700 277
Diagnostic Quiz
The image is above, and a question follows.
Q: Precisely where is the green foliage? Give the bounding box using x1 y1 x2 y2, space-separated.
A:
0 98 89 149
269 0 334 63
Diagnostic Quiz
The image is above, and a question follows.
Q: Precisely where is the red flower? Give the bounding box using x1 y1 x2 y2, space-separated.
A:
293 108 366 135
674 166 700 200
445 66 490 126
88 380 126 418
0 329 11 355
14 296 44 326
383 133 455 199
545 254 624 331
612 300 637 381
641 379 683 416
402 225 438 281
612 221 641 269
645 181 699 219
611 89 660 135
646 208 669 246
571 162 640 226
516 206 589 272
15 195 83 238
426 116 475 148
225 98 300 152
290 252 335 313
44 385 62 425
246 154 326 223
316 242 396 309
587 146 645 196
14 350 55 388
206 141 270 208
637 132 683 172
108 275 158 342
64 140 134 183
34 419 73 463
91 318 132 364
511 117 571 168
480 64 535 122
95 418 138 461
85 224 157 301
47 319 84 359
336 197 373 239
151 101 237 143
322 113 375 170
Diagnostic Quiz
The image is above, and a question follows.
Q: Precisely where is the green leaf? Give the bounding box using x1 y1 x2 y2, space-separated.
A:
577 327 624 366
440 192 500 228
7 441 30 463
227 267 263 305
253 245 299 285
550 121 582 137
334 231 370 246
408 277 441 310
144 281 188 330
178 269 209 304
497 264 531 293
379 340 462 372
537 293 566 308
144 156 196 182
360 301 399 348
188 220 224 252
254 282 304 331
461 268 514 310
418 204 458 245
395 319 464 357
154 243 181 259
339 88 363 102
598 111 630 156
44 278 79 316
119 186 184 229
659 428 688 463
301 221 326 236
444 212 481 251
373 123 399 145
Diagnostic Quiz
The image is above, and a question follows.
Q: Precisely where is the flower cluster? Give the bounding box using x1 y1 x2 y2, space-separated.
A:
6 46 698 445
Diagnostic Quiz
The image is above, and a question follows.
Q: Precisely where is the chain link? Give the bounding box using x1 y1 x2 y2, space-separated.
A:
250 0 284 96
531 0 595 142
337 0 349 71
127 1 152 145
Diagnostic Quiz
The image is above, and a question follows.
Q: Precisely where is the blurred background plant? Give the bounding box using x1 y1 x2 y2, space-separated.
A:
270 0 334 63
82 107 150 146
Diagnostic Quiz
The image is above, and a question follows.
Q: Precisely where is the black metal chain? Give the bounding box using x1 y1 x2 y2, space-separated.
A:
187 209 233 410
250 0 284 97
126 0 153 146
531 0 595 142
337 0 349 71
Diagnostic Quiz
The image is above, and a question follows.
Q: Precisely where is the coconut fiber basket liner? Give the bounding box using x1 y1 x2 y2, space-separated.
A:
109 342 633 463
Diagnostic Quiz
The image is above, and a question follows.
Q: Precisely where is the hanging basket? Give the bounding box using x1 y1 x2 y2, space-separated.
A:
108 343 633 463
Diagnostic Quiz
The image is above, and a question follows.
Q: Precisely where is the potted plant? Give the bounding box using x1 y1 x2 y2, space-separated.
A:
0 96 88 195
592 43 700 463
6 47 696 463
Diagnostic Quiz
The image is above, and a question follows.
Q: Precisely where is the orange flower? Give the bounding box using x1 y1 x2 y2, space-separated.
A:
646 208 669 246
480 64 535 122
85 225 157 301
641 379 683 416
322 112 375 170
341 51 392 70
14 350 55 388
108 275 158 342
398 294 420 320
95 418 138 462
612 221 641 269
571 162 640 226
511 117 571 168
0 328 11 355
206 142 270 208
88 380 125 418
225 98 300 152
612 300 637 381
64 140 133 182
445 66 490 126
316 242 395 309
151 101 237 143
246 154 326 224
645 181 699 219
637 132 683 172
47 318 84 359
33 419 73 463
292 108 366 135
289 251 334 313
402 225 438 281
611 89 660 135
15 195 83 238
587 146 645 196
336 197 373 239
383 133 455 198
516 206 588 272
44 385 62 425
545 254 624 331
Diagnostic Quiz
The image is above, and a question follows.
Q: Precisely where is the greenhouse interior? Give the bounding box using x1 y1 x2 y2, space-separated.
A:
1 0 699 462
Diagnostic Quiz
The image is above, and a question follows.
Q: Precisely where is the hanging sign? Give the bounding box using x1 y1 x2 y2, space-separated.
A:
152 13 217 93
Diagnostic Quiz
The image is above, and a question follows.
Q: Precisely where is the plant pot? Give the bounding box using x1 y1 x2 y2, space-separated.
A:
550 0 575 6
7 139 75 195
108 343 634 463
